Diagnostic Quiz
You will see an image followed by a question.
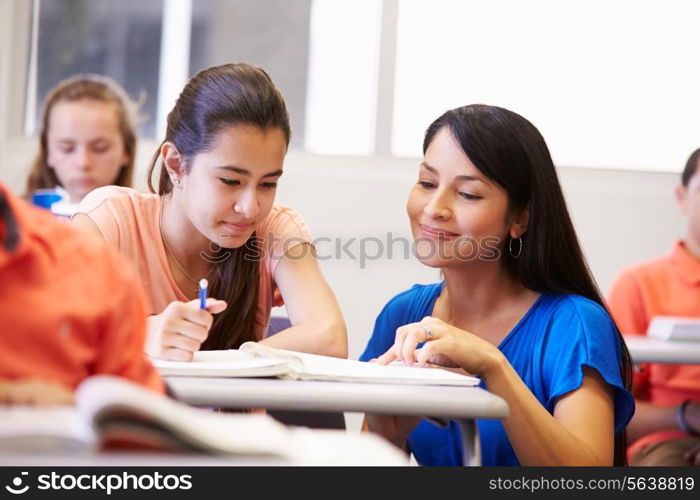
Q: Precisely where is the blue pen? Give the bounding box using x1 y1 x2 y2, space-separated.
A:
199 278 208 309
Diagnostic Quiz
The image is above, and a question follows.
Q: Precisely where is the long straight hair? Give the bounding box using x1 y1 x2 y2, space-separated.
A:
25 74 137 196
424 104 633 466
148 63 291 349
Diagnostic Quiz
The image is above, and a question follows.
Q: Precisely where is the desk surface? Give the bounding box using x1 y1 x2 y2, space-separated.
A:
624 336 700 364
165 377 509 420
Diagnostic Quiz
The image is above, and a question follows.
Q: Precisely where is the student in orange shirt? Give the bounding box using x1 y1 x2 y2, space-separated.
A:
72 63 347 362
607 148 700 465
0 183 163 405
25 74 137 203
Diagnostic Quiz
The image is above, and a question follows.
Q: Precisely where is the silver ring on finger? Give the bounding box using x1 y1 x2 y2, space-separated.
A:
420 324 433 340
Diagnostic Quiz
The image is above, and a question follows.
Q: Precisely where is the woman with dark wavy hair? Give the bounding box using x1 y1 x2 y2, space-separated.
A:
362 104 634 466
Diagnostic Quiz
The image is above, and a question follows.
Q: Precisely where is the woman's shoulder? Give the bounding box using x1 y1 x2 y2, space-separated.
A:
534 293 618 342
538 293 609 319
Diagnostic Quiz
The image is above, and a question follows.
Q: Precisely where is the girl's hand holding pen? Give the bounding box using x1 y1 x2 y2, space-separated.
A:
145 298 227 361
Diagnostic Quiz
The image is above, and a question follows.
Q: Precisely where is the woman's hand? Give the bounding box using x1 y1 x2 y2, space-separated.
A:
375 316 503 377
146 298 227 361
0 379 74 405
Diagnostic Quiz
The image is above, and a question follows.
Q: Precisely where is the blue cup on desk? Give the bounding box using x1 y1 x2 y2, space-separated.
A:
31 189 64 210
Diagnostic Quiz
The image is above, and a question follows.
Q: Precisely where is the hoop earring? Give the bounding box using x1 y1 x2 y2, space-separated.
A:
509 236 522 258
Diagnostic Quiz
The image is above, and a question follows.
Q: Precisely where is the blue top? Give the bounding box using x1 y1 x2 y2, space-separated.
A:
360 282 635 466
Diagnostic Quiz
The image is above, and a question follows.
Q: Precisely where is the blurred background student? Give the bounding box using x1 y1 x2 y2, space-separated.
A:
0 182 162 405
24 74 137 205
607 149 700 466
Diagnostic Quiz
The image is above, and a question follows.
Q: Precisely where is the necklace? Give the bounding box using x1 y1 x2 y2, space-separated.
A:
159 197 216 294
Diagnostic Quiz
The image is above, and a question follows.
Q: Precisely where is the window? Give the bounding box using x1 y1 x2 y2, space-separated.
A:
28 0 382 155
189 0 312 149
26 0 697 170
303 0 382 155
392 0 700 171
33 0 163 137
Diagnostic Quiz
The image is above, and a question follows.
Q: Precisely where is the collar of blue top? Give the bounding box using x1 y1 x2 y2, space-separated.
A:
0 191 19 252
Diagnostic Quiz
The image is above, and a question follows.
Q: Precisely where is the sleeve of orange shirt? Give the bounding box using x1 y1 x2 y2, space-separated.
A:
93 249 164 394
607 268 649 335
607 268 651 399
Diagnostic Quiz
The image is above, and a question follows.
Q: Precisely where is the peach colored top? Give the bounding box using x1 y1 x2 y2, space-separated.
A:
77 186 312 338
607 241 700 453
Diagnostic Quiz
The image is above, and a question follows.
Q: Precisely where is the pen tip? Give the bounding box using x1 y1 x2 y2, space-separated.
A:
199 278 208 288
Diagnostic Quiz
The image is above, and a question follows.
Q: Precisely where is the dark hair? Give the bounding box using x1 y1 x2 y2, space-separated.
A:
424 104 632 466
148 63 291 350
682 148 700 187
25 74 137 196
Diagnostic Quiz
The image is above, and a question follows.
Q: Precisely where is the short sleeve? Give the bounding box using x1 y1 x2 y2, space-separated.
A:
606 267 649 335
74 186 125 247
257 206 313 277
93 248 164 393
543 297 634 434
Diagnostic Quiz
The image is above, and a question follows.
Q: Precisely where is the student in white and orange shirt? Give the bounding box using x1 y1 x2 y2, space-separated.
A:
72 63 347 362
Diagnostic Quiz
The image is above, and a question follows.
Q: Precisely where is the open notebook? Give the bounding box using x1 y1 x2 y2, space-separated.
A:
0 376 408 465
152 342 480 387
